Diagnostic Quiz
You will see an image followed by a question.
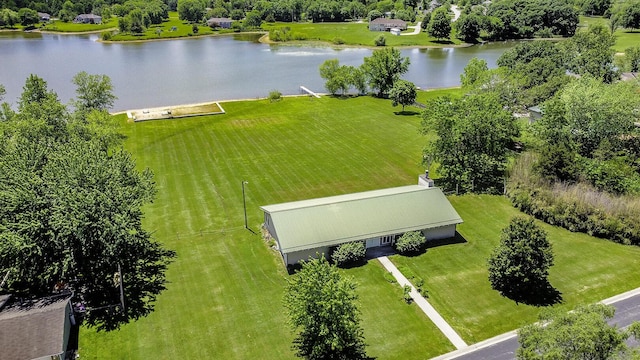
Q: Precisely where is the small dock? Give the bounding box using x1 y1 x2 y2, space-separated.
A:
300 86 321 98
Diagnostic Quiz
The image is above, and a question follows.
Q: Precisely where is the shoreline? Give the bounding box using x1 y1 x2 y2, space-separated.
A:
110 87 461 115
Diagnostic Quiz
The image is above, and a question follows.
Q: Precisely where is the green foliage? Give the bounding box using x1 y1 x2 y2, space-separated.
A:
395 231 426 255
460 57 489 89
622 46 640 72
454 12 481 42
268 89 282 102
374 34 386 46
517 304 639 359
389 79 417 111
101 30 113 40
0 8 20 28
284 256 368 360
578 0 612 16
331 241 366 267
244 10 262 28
320 59 367 95
18 7 39 26
177 0 205 22
485 0 578 39
383 271 397 283
422 92 519 194
612 0 640 31
0 74 175 331
427 6 451 40
362 47 410 97
487 217 556 304
403 284 412 303
559 24 618 83
72 71 117 112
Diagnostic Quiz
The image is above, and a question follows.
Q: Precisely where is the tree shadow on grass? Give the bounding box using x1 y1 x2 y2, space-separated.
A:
425 231 468 249
432 39 455 45
393 110 420 116
504 281 563 307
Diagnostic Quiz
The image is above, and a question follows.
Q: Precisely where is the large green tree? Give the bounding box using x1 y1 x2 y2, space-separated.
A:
72 71 117 112
361 47 410 98
517 304 640 359
177 0 205 22
284 256 367 360
389 79 417 111
427 6 451 40
612 0 640 31
421 92 519 193
0 75 175 331
560 24 617 83
487 217 557 305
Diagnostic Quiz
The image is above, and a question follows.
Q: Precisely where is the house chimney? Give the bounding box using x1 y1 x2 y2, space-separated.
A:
418 171 434 188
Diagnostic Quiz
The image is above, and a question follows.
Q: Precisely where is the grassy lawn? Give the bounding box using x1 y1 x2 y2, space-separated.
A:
392 194 640 343
579 15 640 52
261 21 464 47
105 12 224 41
39 18 118 32
80 95 451 359
80 92 640 358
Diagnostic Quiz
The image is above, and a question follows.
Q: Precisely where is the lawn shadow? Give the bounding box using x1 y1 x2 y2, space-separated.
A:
425 231 468 249
336 258 369 269
432 39 455 45
393 110 420 116
504 280 563 307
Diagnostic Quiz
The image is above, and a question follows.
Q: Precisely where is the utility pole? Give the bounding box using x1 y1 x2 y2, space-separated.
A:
242 180 249 230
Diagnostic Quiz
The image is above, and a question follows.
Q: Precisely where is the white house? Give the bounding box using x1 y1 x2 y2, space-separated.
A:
369 17 407 31
261 177 462 266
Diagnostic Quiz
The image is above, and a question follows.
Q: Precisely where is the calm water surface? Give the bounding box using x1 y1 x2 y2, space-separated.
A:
0 32 513 111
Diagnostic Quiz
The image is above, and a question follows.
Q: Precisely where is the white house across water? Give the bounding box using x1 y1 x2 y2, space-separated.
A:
261 175 462 266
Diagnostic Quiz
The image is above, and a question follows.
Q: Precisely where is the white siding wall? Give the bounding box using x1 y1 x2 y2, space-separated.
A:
423 225 456 240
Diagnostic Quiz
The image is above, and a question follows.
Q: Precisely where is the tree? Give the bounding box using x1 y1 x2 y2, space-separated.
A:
460 57 489 89
612 0 640 31
177 0 205 22
560 24 617 83
0 8 20 28
18 8 39 26
487 217 558 305
284 256 367 360
517 304 640 359
361 47 410 97
622 46 640 72
331 242 366 267
578 0 612 16
427 6 451 40
455 13 481 42
389 79 417 111
421 92 519 193
0 75 175 331
244 10 262 27
319 59 345 95
72 71 117 112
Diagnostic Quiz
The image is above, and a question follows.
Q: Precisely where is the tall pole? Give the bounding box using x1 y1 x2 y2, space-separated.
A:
242 180 248 230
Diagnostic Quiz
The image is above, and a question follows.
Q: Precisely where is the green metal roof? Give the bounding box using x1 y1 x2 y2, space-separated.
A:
261 185 462 253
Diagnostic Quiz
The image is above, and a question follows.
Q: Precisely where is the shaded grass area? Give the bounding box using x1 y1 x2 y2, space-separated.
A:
261 21 464 47
80 95 449 359
391 194 640 343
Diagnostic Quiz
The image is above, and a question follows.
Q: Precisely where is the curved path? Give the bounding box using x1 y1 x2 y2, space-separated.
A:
401 22 422 36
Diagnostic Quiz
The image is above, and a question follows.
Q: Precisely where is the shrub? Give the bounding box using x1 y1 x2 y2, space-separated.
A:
395 231 427 255
101 31 112 41
268 90 282 102
374 35 386 46
383 271 396 283
332 37 345 45
403 284 412 303
331 241 366 267
192 24 199 34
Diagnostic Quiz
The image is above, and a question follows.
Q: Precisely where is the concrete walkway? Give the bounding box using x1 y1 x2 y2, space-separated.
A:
378 256 468 350
401 22 422 36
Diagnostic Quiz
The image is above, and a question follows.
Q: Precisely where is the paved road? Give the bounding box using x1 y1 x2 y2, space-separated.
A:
432 289 640 360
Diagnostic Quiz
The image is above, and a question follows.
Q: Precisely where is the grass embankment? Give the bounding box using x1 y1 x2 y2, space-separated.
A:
80 92 640 358
579 15 640 52
262 21 464 47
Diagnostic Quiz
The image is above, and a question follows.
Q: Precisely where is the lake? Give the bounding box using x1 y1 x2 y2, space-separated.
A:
0 32 513 111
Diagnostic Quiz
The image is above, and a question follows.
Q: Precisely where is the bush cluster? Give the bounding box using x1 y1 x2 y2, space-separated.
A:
331 241 366 267
507 181 640 245
395 231 427 255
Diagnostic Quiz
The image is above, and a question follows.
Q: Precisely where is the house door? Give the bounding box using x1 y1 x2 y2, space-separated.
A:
380 235 394 246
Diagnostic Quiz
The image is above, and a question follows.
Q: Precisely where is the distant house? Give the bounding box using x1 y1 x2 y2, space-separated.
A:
0 293 75 360
37 12 51 22
73 14 102 24
206 17 233 28
369 17 407 31
261 176 462 266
